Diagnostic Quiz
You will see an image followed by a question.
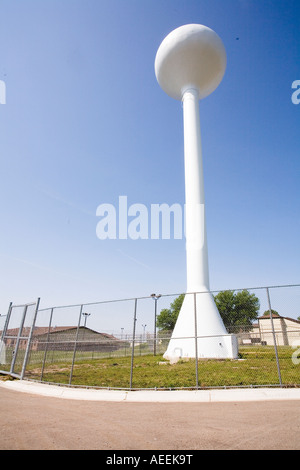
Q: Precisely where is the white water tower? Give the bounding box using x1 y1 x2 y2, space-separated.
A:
155 24 238 360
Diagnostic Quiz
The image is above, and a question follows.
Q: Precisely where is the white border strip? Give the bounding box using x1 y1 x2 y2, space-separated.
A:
1 380 300 402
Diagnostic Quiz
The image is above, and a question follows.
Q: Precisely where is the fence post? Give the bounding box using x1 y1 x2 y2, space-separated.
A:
40 307 54 381
130 298 138 390
0 302 12 370
0 302 12 344
69 304 83 386
151 295 161 355
154 298 157 356
21 298 41 379
10 304 28 375
194 293 199 389
266 288 282 387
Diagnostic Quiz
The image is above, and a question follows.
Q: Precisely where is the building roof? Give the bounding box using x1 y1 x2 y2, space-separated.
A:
1 326 117 340
258 314 300 324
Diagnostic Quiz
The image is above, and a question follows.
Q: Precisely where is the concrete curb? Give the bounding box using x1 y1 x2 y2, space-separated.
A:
1 379 300 402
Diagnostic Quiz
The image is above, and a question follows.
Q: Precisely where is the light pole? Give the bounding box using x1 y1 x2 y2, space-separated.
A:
82 312 91 329
151 293 161 355
142 324 147 342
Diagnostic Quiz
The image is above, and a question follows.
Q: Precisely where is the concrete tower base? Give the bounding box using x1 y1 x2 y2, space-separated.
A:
163 293 239 361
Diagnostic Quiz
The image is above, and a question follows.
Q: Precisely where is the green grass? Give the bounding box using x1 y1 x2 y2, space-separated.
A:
21 346 300 389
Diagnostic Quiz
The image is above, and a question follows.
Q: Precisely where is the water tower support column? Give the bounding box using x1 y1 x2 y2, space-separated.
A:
182 88 209 293
163 87 238 360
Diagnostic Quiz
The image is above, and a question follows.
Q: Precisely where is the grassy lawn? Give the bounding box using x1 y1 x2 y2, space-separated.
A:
21 346 300 389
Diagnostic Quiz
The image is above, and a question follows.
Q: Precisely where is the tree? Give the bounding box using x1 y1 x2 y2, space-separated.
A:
157 290 260 333
156 294 184 331
262 309 279 316
214 289 260 331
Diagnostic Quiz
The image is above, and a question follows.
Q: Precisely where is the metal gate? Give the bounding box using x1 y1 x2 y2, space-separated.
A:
0 299 40 379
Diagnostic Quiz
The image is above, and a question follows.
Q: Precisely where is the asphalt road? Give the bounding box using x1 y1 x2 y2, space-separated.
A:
0 386 300 450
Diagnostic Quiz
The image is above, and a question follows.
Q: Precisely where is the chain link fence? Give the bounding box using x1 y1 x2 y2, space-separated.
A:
1 285 300 390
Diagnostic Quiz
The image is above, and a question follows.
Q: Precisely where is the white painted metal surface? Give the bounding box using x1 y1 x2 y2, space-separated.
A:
155 24 238 359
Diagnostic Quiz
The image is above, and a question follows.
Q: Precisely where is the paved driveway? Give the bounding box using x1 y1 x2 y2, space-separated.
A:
0 384 300 450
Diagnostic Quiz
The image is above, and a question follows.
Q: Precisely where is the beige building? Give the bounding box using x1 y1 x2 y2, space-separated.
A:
258 314 300 346
240 314 300 346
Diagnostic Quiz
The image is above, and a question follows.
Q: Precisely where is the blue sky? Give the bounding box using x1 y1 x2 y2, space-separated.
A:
0 0 299 322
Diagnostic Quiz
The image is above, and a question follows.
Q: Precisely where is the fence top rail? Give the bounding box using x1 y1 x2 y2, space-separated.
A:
11 301 36 308
36 283 300 313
